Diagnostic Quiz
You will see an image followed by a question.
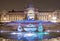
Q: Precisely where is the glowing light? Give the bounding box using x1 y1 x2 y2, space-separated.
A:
0 30 4 33
3 17 6 20
57 30 60 32
24 28 37 32
49 15 51 17
44 32 49 34
0 30 9 33
26 33 33 36
52 17 57 20
46 30 50 32
51 16 57 22
51 20 57 23
11 32 16 34
10 32 22 35
28 10 34 14
24 33 37 37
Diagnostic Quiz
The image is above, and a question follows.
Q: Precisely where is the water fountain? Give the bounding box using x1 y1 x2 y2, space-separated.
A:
17 20 49 41
15 5 49 41
0 4 49 41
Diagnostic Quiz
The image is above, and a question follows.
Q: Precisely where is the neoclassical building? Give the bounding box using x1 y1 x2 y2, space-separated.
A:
0 6 60 22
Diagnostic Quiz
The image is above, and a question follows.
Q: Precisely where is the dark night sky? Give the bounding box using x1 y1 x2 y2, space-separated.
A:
0 0 60 11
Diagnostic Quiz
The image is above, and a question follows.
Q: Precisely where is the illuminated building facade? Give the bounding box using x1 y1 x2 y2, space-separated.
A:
0 6 49 41
0 7 60 22
0 5 60 41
